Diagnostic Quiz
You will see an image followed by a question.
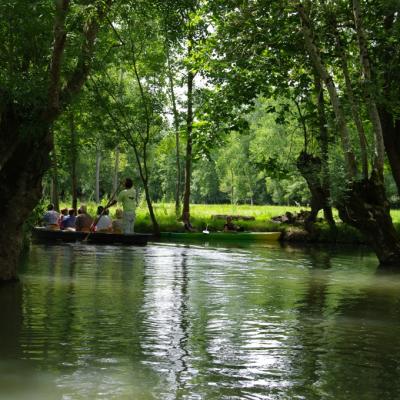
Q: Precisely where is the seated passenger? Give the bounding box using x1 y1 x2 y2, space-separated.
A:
75 205 93 232
183 211 196 232
58 208 68 227
224 216 242 232
43 203 59 230
94 206 112 233
61 208 76 230
112 209 123 234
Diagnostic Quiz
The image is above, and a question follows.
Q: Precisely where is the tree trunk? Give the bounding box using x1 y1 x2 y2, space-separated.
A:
380 110 400 195
329 14 369 179
298 2 400 265
230 168 235 205
296 75 335 230
353 0 385 176
337 172 400 266
0 115 52 281
113 147 120 195
182 61 194 220
50 140 60 211
165 38 181 217
296 152 336 230
0 1 113 282
131 143 160 236
377 13 400 196
143 179 160 236
297 3 357 178
313 74 335 228
69 113 78 211
95 149 101 203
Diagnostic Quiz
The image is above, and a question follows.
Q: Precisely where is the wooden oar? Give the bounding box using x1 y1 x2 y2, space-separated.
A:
83 184 121 242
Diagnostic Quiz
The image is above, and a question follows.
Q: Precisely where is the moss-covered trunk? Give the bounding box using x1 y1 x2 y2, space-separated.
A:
296 152 335 230
337 173 400 266
0 111 51 280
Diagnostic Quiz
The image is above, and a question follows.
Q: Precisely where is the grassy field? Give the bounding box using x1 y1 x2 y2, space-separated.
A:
64 202 316 232
55 201 400 243
139 203 304 232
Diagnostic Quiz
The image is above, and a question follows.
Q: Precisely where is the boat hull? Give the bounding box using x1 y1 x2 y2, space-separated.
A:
32 227 149 245
159 231 281 242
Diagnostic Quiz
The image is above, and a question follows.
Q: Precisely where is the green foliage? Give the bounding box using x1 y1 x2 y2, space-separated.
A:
14 0 400 241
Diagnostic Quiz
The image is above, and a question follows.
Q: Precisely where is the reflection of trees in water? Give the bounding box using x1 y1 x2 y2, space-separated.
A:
163 248 234 399
326 269 400 399
285 247 332 399
172 250 190 399
16 245 155 391
19 245 79 366
0 280 23 359
287 247 400 399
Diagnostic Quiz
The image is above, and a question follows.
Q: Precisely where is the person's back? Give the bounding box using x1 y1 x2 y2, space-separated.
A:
61 209 76 230
224 216 240 232
116 178 136 234
112 209 123 234
95 206 112 232
43 204 59 229
117 187 136 213
58 208 68 227
75 205 93 232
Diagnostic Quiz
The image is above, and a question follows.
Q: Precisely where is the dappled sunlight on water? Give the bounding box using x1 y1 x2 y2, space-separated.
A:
1 242 400 399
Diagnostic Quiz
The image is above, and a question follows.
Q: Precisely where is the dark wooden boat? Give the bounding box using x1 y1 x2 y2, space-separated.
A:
32 227 150 245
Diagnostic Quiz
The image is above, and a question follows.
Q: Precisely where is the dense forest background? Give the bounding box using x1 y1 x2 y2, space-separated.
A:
47 96 400 208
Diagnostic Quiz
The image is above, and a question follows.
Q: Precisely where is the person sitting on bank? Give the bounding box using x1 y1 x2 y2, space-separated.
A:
75 205 93 232
61 208 76 230
112 209 123 234
43 203 59 230
94 206 112 233
224 216 242 232
183 211 196 232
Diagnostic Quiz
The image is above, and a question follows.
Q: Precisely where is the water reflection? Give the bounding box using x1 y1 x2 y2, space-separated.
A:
1 242 400 399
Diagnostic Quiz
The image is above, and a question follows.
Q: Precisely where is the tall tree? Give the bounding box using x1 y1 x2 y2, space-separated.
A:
0 0 116 281
88 2 172 234
68 112 78 211
297 0 400 264
182 31 195 220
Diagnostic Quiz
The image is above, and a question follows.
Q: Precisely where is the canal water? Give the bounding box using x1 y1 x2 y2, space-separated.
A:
1 241 400 399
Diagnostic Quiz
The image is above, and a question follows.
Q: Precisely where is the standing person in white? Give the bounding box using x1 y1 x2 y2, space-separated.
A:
116 178 136 234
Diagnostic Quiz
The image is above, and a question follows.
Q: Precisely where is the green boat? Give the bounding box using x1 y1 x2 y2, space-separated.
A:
159 231 281 242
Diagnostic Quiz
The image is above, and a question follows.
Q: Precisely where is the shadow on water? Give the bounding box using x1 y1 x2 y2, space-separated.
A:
0 280 23 359
6 244 165 399
285 245 400 400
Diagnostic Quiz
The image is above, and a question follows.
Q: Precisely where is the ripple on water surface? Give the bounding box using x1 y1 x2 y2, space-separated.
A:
1 242 400 399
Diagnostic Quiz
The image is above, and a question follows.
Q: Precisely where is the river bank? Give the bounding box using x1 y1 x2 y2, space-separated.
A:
133 203 369 244
47 202 374 245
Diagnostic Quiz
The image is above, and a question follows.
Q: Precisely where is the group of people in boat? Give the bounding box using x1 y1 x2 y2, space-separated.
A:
42 178 136 234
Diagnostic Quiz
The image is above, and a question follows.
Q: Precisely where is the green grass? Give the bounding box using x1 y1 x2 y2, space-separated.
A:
66 202 306 233
57 201 325 234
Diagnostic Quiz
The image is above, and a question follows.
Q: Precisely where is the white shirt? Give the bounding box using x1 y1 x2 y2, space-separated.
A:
96 215 112 231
